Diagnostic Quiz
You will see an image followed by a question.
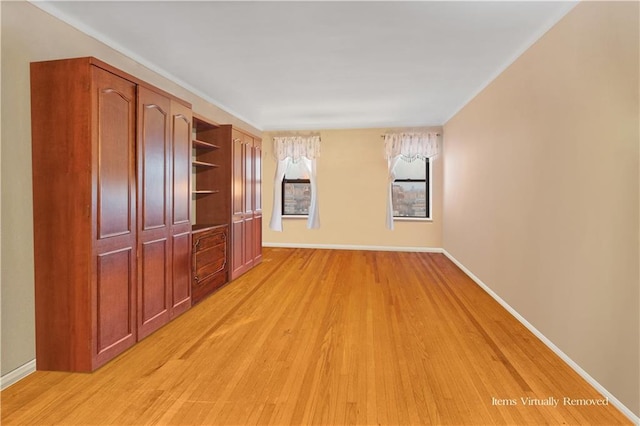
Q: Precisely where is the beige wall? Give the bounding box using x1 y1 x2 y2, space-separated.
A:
0 2 259 376
262 127 443 249
443 1 639 417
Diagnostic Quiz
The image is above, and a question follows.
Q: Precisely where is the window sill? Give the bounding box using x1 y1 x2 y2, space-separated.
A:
394 217 433 223
283 215 309 219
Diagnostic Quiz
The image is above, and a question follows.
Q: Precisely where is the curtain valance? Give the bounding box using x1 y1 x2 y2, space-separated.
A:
383 132 439 161
273 135 321 161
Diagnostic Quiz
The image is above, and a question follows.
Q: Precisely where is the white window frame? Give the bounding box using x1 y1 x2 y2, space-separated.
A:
392 157 432 221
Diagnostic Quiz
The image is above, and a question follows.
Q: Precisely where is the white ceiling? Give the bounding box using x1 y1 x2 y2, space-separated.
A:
35 1 577 131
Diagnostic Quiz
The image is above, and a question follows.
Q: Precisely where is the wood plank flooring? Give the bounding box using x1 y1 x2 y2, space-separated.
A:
1 248 632 425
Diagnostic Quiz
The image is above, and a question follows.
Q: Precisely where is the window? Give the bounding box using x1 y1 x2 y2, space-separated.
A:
392 158 430 219
282 160 311 216
383 131 437 229
270 135 321 231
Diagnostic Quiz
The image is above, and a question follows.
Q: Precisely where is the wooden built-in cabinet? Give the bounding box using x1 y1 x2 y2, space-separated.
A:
31 57 192 372
31 57 262 371
190 121 262 299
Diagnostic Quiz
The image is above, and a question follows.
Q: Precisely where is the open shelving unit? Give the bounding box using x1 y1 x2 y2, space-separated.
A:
190 115 232 304
191 115 231 228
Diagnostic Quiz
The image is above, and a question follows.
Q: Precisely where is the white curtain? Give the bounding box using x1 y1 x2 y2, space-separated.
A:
384 132 439 229
269 157 292 232
269 135 321 231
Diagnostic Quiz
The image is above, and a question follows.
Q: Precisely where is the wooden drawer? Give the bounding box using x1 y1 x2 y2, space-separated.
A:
194 229 226 252
194 237 226 282
192 225 228 305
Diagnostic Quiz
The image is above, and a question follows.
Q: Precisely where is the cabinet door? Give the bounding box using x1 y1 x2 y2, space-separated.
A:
243 135 254 271
253 139 262 263
230 130 246 279
170 101 192 317
137 86 172 339
92 66 138 368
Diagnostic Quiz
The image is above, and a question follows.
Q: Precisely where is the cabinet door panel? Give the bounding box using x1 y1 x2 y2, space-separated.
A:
244 135 253 214
254 215 263 264
254 141 262 213
96 248 135 355
172 110 191 225
140 102 169 230
172 231 191 315
232 132 244 216
139 238 169 337
231 219 244 279
97 85 135 239
244 216 254 270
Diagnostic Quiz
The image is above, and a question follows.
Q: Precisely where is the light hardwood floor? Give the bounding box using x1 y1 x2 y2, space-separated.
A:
1 248 631 425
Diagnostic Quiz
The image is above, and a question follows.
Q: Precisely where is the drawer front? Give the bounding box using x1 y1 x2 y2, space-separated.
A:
194 242 226 282
192 227 228 285
194 229 226 252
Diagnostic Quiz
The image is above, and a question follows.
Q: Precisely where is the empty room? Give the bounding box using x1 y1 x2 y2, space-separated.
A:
1 1 638 425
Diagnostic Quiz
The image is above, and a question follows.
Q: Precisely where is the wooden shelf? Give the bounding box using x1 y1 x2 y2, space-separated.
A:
193 190 220 195
193 139 221 150
192 223 228 233
192 160 220 169
192 114 218 132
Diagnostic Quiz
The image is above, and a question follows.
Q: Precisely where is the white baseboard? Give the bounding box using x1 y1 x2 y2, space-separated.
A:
442 250 640 425
1 359 36 390
263 242 444 253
